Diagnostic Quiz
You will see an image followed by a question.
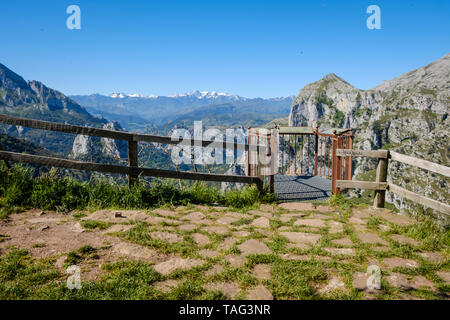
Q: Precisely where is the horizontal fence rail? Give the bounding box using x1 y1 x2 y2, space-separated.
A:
390 151 450 178
0 114 269 188
336 148 450 216
0 151 262 186
0 114 265 152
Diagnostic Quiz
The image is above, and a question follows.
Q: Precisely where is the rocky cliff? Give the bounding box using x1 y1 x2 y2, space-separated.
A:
289 54 449 220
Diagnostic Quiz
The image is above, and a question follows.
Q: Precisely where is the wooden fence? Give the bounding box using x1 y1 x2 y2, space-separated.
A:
0 114 265 189
335 149 450 216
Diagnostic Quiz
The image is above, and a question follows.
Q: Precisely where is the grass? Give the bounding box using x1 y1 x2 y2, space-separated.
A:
80 220 111 230
0 163 274 221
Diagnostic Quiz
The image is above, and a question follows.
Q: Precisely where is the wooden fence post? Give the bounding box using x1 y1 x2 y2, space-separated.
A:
346 131 353 181
314 126 319 176
331 132 337 194
128 139 138 186
373 151 389 208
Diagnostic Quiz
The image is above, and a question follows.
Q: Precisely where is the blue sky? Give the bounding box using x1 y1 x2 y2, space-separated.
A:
1 0 449 98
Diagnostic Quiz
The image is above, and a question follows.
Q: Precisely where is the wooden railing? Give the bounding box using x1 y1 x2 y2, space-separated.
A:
0 114 265 189
335 149 450 216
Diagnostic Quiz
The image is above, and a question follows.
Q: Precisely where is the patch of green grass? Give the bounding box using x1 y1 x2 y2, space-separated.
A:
32 243 46 248
80 220 111 230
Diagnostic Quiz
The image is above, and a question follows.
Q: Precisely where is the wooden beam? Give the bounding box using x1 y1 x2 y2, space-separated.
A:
336 180 387 190
336 149 388 159
388 183 450 216
374 156 389 208
390 151 450 178
0 151 261 185
0 114 263 152
128 141 138 185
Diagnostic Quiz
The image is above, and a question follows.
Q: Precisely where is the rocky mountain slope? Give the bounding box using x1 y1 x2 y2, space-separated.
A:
289 53 449 220
0 63 126 160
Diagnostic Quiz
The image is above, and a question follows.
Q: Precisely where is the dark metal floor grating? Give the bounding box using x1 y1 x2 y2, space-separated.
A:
274 175 331 201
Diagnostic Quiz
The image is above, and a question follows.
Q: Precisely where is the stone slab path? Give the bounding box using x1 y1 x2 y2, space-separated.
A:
0 202 448 300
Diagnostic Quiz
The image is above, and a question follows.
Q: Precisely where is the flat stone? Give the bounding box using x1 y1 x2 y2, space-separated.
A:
390 234 419 246
383 258 419 269
204 264 224 276
331 237 353 246
371 246 391 252
55 256 66 268
203 226 229 235
378 212 415 227
105 224 133 233
411 276 435 291
152 208 178 218
245 285 273 300
237 239 271 256
70 222 85 233
150 231 183 243
328 221 344 233
287 243 311 251
204 282 240 299
232 231 251 237
280 232 321 245
324 248 356 256
192 233 210 246
216 216 239 225
218 237 236 251
314 255 332 262
251 217 270 228
281 253 310 261
179 224 197 231
349 217 366 225
225 254 246 267
354 225 367 232
352 272 369 291
153 257 204 275
357 233 388 245
294 218 326 228
318 277 346 294
279 216 292 223
259 204 276 212
224 212 253 219
153 279 180 293
315 206 333 213
199 249 220 259
112 242 159 261
182 212 206 222
252 264 271 280
279 202 315 211
418 252 445 264
435 271 450 284
387 273 412 290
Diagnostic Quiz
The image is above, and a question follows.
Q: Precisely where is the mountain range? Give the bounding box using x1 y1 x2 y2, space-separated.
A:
70 92 294 132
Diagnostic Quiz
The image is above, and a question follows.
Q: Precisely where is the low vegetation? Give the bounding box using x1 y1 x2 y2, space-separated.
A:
0 163 275 221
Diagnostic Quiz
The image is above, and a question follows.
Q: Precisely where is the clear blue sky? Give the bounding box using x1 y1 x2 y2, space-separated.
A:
1 0 449 98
